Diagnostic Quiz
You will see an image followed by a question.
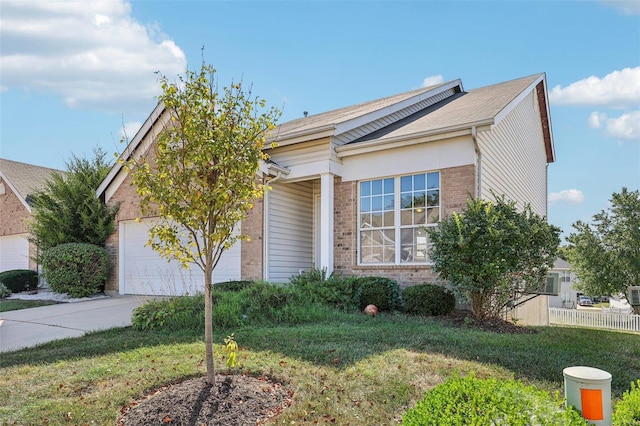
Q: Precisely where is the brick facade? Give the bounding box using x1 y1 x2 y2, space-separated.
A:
0 178 38 270
0 178 30 236
333 164 476 288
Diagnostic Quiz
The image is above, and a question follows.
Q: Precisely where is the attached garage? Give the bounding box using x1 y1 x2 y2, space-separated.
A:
0 234 29 272
119 219 241 296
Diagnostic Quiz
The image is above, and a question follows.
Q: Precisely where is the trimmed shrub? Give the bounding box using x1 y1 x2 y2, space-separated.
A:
402 284 456 316
42 243 109 298
0 269 38 293
402 375 588 425
0 282 11 299
290 268 359 311
613 379 640 426
353 276 401 311
213 280 255 292
132 295 204 330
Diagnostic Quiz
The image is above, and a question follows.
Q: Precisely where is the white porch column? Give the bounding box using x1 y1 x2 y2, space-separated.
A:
319 173 334 275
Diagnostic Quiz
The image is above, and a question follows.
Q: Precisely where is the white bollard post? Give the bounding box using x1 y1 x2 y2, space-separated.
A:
563 366 612 426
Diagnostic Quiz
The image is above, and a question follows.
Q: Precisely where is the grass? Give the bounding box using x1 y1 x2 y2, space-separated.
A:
0 299 59 312
1 311 639 425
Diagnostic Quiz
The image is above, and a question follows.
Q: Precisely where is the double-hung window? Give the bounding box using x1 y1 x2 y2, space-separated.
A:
359 171 440 264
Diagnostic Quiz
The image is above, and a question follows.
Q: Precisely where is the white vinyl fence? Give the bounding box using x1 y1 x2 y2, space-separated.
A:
549 308 640 333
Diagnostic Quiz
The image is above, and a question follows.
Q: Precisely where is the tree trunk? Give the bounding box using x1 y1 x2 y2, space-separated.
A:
204 264 215 385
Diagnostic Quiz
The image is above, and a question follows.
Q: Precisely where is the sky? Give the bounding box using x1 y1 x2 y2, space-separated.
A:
1 0 639 240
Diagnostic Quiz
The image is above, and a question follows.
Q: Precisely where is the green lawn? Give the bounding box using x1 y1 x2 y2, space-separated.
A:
1 312 639 425
0 299 59 312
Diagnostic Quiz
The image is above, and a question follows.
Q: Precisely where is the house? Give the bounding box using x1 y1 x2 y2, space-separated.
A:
97 73 554 296
548 258 578 308
0 159 63 272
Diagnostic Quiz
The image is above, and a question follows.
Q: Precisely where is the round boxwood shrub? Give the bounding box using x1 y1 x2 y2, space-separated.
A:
42 243 109 298
402 375 588 425
0 269 39 293
402 284 456 316
353 276 401 312
613 379 640 426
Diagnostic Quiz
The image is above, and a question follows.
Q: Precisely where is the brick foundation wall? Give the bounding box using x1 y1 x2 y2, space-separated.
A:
333 164 476 288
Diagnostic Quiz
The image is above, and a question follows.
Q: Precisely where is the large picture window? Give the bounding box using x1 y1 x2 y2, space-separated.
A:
359 171 440 264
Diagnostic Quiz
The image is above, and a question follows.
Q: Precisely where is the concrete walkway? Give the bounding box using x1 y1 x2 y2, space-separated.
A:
0 296 152 353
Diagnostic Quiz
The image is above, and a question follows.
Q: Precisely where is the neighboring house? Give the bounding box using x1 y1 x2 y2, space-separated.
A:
0 159 63 272
98 73 554 296
548 258 578 309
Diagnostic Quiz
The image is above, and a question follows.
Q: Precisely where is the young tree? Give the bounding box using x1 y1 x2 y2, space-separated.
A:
427 196 561 318
566 188 640 301
28 147 118 257
124 64 280 385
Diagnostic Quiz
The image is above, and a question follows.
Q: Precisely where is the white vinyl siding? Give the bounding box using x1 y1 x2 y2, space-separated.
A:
266 181 314 281
477 91 548 216
0 234 29 272
119 219 241 296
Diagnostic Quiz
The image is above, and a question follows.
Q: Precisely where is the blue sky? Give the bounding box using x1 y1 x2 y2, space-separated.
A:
1 0 639 240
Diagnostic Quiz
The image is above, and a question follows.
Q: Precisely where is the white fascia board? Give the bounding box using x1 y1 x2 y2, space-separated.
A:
335 121 491 158
492 74 545 129
0 171 31 212
96 102 166 199
275 160 343 182
333 79 463 137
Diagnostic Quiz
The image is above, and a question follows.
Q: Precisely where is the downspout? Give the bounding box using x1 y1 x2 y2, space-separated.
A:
472 126 481 198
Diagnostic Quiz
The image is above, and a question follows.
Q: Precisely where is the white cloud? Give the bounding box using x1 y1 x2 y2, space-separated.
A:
119 121 143 141
0 0 187 114
549 67 640 108
549 189 585 205
601 0 640 15
587 111 640 141
421 75 445 88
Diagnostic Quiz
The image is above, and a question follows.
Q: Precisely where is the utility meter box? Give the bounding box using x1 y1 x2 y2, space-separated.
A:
563 366 612 426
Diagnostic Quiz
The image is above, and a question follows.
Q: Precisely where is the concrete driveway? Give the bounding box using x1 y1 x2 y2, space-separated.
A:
0 296 153 353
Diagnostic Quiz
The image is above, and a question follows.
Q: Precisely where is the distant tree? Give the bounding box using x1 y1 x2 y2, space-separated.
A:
28 147 118 259
565 188 640 302
427 196 561 318
123 63 280 385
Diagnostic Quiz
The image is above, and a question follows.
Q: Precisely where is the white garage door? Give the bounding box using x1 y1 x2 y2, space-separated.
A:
0 234 29 272
120 219 241 296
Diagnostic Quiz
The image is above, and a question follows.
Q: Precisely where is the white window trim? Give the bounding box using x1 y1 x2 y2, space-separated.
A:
357 171 441 266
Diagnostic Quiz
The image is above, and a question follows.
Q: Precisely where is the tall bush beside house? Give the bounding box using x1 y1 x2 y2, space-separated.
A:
28 148 118 259
0 269 38 293
42 243 109 298
427 196 560 318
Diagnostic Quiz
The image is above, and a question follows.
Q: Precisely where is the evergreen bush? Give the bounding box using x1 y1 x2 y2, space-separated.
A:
0 269 38 293
42 243 109 298
0 282 11 299
402 284 456 316
353 276 401 311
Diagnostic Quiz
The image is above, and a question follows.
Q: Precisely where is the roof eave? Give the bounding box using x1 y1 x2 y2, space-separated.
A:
96 102 166 198
0 170 31 212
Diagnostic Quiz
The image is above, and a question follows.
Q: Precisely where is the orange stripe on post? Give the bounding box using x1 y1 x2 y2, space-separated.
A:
581 388 604 420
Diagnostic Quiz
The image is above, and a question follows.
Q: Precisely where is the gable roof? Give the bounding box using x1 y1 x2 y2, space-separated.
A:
98 73 555 199
0 158 64 211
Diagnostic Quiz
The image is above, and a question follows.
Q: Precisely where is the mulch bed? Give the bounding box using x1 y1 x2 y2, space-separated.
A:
118 374 293 426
